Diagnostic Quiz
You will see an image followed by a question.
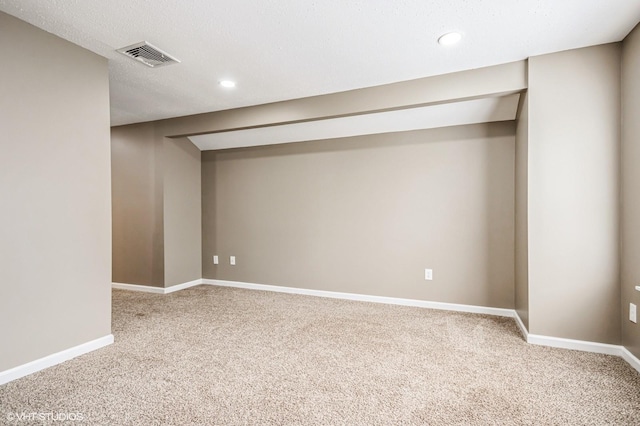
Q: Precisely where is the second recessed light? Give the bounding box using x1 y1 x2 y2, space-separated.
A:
438 32 462 46
219 80 236 88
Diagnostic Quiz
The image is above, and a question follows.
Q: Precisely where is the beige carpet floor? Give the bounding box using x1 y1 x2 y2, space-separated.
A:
1 285 639 425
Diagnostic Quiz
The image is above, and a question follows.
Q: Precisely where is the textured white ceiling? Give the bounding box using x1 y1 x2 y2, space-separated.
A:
189 94 520 151
1 1 639 126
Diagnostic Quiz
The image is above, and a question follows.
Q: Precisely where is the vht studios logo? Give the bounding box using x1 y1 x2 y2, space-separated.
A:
6 412 85 422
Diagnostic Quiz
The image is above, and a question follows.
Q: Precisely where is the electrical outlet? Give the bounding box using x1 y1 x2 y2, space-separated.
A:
230 256 236 266
631 303 637 324
425 269 433 280
213 255 219 265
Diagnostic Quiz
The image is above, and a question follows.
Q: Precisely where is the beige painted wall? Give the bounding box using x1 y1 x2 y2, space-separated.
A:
621 23 640 358
0 12 111 371
113 60 526 290
163 138 202 287
515 91 529 329
111 123 164 287
528 44 621 343
202 123 516 308
111 126 202 288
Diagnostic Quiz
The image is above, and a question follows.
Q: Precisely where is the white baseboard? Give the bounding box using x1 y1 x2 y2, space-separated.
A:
620 347 640 374
514 310 622 356
112 279 203 294
513 312 528 339
112 282 166 293
203 279 515 318
0 334 114 385
165 279 204 293
513 311 640 373
526 333 622 356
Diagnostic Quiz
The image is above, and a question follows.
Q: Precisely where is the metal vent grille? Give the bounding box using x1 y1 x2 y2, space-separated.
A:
116 41 180 68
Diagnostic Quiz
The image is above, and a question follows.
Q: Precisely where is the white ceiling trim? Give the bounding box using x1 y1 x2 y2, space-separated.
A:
188 94 520 151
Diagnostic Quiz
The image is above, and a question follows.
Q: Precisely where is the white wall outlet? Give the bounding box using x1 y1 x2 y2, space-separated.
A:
213 255 219 265
425 269 433 280
631 303 637 324
230 256 236 266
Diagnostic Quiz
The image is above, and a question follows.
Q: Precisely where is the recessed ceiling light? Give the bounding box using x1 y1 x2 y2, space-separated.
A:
438 32 462 46
219 80 236 88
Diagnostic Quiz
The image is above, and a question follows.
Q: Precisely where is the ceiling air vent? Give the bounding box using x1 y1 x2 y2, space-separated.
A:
116 41 180 68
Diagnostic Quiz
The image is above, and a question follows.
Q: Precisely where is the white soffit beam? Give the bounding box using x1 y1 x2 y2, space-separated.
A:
188 94 520 151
